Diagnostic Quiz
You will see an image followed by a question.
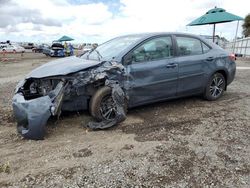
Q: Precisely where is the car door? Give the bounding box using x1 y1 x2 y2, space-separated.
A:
123 36 178 107
174 35 208 96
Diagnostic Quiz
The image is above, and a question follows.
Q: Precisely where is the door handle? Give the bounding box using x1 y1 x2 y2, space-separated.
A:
166 63 177 68
206 57 214 61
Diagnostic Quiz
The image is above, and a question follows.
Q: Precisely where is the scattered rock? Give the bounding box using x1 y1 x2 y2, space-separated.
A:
73 148 93 158
121 144 134 150
0 162 11 174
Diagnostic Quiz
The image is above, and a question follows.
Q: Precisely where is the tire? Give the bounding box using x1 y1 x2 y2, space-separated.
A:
204 72 226 101
89 86 127 121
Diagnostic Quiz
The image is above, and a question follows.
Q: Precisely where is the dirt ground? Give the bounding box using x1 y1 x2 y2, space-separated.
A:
0 53 249 187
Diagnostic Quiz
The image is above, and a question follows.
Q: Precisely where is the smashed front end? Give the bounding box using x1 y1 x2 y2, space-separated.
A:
12 61 127 140
13 78 68 139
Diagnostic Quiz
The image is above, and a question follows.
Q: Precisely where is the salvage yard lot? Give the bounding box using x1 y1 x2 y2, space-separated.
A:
0 53 249 187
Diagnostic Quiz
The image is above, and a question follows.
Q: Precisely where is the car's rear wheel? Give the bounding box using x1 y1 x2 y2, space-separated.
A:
90 86 126 121
204 72 226 101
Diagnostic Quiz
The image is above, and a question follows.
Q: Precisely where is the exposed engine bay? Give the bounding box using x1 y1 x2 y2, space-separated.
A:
21 79 61 100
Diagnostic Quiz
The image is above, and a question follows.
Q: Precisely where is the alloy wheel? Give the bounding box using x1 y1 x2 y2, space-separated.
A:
100 95 117 121
209 76 224 98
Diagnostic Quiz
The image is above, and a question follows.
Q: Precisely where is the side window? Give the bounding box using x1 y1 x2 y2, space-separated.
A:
202 42 210 53
132 36 173 63
176 36 203 56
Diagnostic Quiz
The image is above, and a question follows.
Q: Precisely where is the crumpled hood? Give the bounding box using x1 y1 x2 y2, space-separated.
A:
26 56 101 78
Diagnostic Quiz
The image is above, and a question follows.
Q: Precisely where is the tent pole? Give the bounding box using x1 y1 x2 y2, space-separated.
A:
233 20 240 53
213 24 216 42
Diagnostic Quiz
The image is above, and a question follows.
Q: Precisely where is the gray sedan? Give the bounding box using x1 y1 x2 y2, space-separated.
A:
12 33 236 139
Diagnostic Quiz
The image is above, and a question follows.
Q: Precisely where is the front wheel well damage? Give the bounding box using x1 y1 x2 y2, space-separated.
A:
85 79 106 96
13 61 127 140
87 82 127 129
85 79 107 110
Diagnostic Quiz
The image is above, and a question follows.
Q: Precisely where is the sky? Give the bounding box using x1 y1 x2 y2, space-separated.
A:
0 0 249 44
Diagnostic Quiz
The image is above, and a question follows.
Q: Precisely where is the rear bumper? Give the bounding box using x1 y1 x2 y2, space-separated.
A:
12 94 53 140
227 61 236 85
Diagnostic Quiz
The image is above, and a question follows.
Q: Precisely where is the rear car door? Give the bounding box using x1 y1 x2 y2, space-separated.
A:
124 36 178 106
174 35 210 96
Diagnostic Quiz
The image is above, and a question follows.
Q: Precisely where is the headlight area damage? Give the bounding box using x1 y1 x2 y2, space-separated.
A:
12 61 127 140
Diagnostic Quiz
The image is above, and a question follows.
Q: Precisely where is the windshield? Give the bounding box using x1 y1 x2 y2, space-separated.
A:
81 35 141 61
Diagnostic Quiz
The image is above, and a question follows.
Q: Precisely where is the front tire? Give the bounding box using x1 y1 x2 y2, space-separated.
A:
90 86 128 121
90 86 117 121
204 73 226 101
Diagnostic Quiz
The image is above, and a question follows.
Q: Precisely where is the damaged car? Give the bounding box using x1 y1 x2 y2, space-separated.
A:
13 33 236 140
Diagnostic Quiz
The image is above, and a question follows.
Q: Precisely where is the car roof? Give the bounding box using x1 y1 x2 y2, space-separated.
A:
110 32 222 61
116 32 220 49
115 32 203 39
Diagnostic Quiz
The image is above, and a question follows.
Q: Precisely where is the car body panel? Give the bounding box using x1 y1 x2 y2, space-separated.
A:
176 54 208 95
126 57 178 106
26 56 101 78
13 93 52 140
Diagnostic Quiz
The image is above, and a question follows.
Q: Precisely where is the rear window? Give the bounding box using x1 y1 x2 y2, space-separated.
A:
176 36 203 56
202 42 211 53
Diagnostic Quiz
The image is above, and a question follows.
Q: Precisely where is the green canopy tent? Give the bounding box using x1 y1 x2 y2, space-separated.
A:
187 7 243 52
57 35 74 42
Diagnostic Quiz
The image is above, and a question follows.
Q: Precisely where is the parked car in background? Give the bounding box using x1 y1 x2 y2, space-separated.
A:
50 43 65 57
13 32 236 139
43 42 65 57
21 43 34 49
0 44 25 53
42 46 51 56
32 44 49 53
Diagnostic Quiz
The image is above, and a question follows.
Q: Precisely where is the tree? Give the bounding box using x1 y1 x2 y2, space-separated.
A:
242 14 250 37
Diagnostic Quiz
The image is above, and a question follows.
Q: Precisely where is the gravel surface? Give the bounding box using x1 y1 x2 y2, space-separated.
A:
0 54 249 187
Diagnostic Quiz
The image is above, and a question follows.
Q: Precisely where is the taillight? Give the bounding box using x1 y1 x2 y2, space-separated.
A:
229 53 236 61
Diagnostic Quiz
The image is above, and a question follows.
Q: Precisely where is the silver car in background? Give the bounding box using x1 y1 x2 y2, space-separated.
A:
0 44 25 53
